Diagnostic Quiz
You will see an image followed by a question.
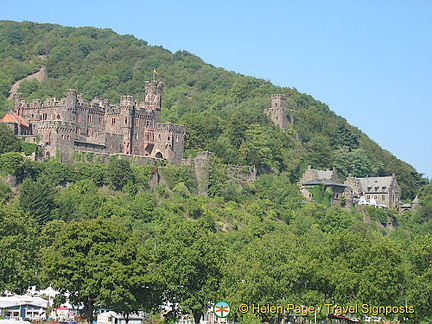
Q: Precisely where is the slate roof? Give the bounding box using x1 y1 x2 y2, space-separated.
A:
356 176 396 193
314 169 335 180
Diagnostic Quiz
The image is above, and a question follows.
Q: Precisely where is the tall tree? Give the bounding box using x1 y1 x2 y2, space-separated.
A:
0 204 39 294
154 220 225 324
41 218 158 323
0 123 22 154
19 176 56 225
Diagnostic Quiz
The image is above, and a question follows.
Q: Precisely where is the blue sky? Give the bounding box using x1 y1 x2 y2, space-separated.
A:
2 0 431 178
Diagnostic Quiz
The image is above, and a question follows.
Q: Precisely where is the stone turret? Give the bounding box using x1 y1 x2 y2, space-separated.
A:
144 81 163 122
264 94 289 129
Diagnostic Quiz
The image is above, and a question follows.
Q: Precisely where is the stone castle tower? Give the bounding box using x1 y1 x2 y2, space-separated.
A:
264 94 293 129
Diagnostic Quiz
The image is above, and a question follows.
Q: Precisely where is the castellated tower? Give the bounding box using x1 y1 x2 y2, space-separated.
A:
264 94 290 129
119 95 134 155
144 80 163 122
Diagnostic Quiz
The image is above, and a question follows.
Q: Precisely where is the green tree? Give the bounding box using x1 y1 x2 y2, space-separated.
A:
0 204 39 293
333 147 378 178
19 176 56 225
41 218 159 323
106 158 134 190
0 123 21 154
406 235 432 321
333 124 360 149
154 220 225 324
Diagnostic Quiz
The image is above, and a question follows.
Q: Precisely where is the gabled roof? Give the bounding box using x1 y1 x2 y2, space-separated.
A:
314 169 335 180
1 111 29 127
356 176 395 193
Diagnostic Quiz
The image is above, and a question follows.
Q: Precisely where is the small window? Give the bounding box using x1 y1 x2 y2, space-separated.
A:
124 117 128 124
135 118 140 126
76 127 81 135
88 115 92 123
111 118 116 125
382 195 385 201
146 120 150 127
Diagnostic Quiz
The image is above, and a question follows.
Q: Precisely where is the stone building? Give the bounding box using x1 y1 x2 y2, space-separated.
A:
1 81 185 165
264 94 294 129
298 165 346 205
299 166 401 209
344 174 400 209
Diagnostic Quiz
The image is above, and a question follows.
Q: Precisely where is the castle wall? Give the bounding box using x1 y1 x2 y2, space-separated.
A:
8 80 185 165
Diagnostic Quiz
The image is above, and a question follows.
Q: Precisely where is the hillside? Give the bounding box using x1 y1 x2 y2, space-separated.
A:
0 20 432 323
0 20 427 198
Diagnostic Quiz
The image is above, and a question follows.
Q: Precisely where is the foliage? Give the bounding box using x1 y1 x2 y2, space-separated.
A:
19 176 56 225
365 206 389 224
307 185 332 207
106 158 134 190
41 218 160 323
0 204 39 293
154 220 225 324
0 123 22 154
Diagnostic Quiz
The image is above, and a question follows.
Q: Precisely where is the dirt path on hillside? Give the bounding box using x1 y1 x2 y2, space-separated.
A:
8 66 48 100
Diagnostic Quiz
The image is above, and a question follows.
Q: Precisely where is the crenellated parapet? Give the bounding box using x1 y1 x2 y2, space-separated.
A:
3 81 184 165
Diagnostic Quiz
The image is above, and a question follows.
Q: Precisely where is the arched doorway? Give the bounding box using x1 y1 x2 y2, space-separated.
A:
155 152 163 159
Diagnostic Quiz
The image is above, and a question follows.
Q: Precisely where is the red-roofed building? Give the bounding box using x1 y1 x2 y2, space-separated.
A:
1 111 31 135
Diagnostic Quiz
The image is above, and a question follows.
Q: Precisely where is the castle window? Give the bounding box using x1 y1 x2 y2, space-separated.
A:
176 135 179 142
111 118 116 125
42 113 48 120
99 117 103 125
77 113 81 122
158 134 161 142
57 114 61 119
61 134 64 140
135 118 139 126
87 128 93 137
124 117 128 124
382 195 386 201
167 136 171 141
76 127 81 135
366 195 370 199
374 195 377 200
88 115 92 123
135 133 139 140
67 135 71 140
146 120 150 127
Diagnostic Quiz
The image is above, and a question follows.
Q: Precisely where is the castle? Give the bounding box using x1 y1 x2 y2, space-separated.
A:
263 94 294 129
1 81 185 165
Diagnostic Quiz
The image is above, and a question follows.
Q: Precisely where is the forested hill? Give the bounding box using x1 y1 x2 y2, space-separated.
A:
0 20 426 198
